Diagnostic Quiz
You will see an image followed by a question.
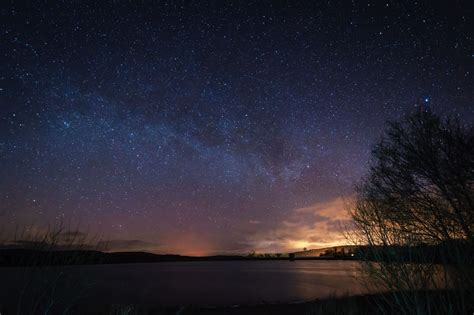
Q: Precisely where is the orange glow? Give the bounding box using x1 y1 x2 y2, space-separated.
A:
245 196 353 253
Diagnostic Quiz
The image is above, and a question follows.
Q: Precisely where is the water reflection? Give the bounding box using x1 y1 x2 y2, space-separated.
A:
0 260 377 306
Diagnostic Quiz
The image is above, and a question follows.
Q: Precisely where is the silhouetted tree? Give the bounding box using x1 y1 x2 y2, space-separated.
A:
353 111 473 246
349 110 474 313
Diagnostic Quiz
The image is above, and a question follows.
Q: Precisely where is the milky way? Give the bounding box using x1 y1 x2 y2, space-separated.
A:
1 1 473 254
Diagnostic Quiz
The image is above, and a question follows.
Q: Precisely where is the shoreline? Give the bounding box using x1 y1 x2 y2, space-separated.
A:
0 248 357 267
63 289 468 315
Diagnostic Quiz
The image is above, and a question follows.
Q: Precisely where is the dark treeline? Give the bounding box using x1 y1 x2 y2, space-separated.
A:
0 249 299 267
355 240 474 264
3 241 472 267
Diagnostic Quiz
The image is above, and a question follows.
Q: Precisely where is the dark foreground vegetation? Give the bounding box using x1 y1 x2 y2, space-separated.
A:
0 290 470 315
349 110 474 314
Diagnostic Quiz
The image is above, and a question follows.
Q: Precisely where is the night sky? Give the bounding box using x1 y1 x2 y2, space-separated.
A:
1 1 473 255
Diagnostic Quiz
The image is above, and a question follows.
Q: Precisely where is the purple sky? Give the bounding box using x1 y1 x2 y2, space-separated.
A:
1 1 472 255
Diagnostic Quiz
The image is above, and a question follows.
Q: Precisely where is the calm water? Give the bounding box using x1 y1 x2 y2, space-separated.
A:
0 260 373 306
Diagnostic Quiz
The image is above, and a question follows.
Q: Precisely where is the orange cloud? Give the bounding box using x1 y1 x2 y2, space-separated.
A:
245 196 353 253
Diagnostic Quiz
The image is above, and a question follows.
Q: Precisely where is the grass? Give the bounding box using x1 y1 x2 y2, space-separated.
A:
0 222 104 315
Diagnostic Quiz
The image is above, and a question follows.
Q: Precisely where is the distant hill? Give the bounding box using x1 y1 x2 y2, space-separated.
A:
0 249 287 267
0 245 364 267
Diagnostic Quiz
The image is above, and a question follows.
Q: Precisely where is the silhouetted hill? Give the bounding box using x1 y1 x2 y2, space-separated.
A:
0 249 292 267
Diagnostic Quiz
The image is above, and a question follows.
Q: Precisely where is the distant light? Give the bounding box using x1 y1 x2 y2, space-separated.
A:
424 97 430 103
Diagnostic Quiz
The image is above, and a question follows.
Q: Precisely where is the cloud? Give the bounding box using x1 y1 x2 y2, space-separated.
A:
0 228 160 253
244 196 353 253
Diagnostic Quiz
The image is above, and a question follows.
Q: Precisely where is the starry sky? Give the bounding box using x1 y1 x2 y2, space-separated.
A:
1 1 473 255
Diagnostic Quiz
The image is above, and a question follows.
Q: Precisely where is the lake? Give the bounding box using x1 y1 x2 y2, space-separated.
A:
0 260 373 307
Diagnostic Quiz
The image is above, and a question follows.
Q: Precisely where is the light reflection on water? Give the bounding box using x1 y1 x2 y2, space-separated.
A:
0 260 376 306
